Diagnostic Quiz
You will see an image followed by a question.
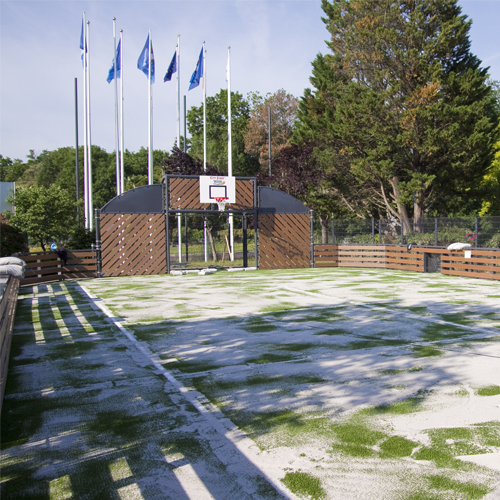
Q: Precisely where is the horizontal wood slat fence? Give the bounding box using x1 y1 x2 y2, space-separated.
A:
1 276 20 415
314 244 500 280
20 250 97 286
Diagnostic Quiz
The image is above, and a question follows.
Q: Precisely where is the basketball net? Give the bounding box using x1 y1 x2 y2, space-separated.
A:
214 197 228 211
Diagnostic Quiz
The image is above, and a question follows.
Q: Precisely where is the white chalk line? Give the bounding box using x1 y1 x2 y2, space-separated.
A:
78 284 299 500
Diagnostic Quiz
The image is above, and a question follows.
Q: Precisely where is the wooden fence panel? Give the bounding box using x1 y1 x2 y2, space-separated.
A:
0 276 20 415
101 213 167 277
259 214 311 270
313 244 500 281
441 249 500 280
337 245 386 268
21 250 97 286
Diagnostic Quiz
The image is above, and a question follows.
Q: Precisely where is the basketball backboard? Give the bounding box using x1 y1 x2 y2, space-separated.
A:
199 176 236 204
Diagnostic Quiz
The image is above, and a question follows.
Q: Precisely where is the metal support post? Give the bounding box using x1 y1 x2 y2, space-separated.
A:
242 213 248 268
475 217 479 248
310 210 315 268
400 218 404 245
94 209 102 277
435 218 438 247
371 218 375 245
379 219 382 245
184 213 189 262
332 221 335 245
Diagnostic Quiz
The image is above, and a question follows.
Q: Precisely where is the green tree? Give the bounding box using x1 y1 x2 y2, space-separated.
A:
245 89 298 174
187 89 259 176
0 155 28 182
296 0 499 227
7 185 77 251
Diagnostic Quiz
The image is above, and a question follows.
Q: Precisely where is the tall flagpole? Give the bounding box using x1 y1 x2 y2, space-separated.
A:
176 35 182 263
203 41 206 172
120 29 124 194
148 30 153 185
176 35 181 148
202 41 208 262
113 18 120 195
86 20 93 230
227 46 234 261
82 13 89 229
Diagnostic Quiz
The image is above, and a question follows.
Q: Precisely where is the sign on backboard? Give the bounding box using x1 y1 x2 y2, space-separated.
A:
199 176 236 204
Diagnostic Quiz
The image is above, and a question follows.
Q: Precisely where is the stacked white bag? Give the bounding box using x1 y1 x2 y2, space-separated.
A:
0 257 26 278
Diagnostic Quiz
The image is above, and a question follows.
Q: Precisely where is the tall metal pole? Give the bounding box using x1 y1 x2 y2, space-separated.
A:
268 106 272 177
148 30 153 185
113 18 120 195
177 35 181 148
183 95 187 153
119 29 124 194
86 20 93 230
82 13 88 228
74 77 80 226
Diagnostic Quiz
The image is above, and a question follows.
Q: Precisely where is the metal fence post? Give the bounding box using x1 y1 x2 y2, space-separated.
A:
184 213 189 262
371 218 375 245
400 218 404 245
379 219 382 245
242 213 248 268
435 218 438 247
332 221 335 245
310 210 315 267
94 209 102 278
475 217 479 248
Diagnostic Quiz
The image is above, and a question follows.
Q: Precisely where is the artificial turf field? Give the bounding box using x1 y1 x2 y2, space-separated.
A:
1 267 500 499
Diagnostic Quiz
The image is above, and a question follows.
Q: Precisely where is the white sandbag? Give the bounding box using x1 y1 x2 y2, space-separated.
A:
198 268 217 275
0 264 25 278
447 242 472 250
0 256 26 267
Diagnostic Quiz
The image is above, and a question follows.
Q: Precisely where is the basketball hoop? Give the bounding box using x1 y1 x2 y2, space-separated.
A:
214 197 229 211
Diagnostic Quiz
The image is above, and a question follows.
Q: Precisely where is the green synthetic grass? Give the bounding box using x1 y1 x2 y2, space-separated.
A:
282 471 326 500
477 385 500 396
360 393 429 416
411 345 444 357
314 328 351 336
166 358 223 373
246 352 295 364
379 436 418 458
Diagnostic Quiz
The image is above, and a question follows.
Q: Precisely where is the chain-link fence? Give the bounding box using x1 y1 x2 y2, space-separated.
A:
313 216 500 249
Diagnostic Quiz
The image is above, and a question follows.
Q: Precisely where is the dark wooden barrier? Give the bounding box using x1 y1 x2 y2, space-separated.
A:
441 249 500 280
20 250 97 286
314 244 500 280
0 275 20 415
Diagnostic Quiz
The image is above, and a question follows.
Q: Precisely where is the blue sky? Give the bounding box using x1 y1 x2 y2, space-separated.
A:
1 0 499 161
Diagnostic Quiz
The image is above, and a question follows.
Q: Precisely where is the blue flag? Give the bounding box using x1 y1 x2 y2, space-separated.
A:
137 34 155 83
107 39 121 83
80 16 86 66
188 47 204 91
164 51 177 82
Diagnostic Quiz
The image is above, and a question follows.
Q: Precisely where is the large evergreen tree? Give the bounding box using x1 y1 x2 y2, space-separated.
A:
295 0 499 226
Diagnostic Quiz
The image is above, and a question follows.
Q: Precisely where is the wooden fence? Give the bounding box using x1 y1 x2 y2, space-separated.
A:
20 250 97 286
314 244 500 280
1 275 21 415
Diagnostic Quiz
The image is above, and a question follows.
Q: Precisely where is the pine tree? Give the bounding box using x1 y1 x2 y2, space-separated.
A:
295 0 499 225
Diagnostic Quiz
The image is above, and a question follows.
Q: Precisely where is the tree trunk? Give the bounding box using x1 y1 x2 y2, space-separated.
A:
319 215 329 244
206 226 217 262
390 176 411 234
413 191 425 233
